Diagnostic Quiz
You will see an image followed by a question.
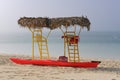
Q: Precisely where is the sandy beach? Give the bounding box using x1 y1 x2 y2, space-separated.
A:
0 54 120 80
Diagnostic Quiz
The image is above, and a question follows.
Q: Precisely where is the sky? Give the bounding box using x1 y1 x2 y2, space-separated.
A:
0 0 120 35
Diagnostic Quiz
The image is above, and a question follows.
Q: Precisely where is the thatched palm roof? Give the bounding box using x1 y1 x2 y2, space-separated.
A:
18 16 91 31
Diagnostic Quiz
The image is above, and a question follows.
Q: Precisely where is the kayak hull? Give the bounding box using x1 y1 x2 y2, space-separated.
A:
10 58 100 68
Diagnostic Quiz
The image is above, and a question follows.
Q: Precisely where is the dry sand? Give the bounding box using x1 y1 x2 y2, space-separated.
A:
0 54 120 80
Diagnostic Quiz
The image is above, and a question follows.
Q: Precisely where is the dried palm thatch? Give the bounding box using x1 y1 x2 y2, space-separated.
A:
18 16 91 31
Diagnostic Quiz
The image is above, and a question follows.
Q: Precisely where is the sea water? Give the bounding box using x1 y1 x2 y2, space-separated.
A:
0 31 120 60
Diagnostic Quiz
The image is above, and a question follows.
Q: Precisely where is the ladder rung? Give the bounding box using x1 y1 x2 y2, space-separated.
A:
34 40 47 42
69 53 79 54
68 47 78 50
69 49 78 50
42 52 49 54
69 52 79 53
42 40 47 42
34 37 41 39
69 58 79 60
41 48 47 50
68 44 78 46
69 53 74 54
68 48 73 50
69 56 79 58
39 49 47 50
68 46 78 49
69 44 78 45
68 48 78 50
41 44 47 46
39 40 47 42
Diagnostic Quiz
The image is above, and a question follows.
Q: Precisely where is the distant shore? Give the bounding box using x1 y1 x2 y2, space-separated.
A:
0 54 120 80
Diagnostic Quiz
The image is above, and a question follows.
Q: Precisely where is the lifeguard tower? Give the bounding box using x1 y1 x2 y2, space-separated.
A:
59 17 90 62
29 29 51 60
61 30 80 62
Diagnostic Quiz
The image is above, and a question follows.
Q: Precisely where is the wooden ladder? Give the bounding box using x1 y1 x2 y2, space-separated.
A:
68 44 80 62
34 29 50 59
65 31 80 62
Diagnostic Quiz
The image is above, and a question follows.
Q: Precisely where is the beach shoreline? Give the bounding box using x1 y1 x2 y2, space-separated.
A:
0 54 120 80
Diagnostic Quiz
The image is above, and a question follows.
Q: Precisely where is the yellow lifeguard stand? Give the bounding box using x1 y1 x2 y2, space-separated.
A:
61 27 82 62
29 28 51 60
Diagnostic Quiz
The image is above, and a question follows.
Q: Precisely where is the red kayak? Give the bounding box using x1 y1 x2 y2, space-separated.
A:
10 58 101 68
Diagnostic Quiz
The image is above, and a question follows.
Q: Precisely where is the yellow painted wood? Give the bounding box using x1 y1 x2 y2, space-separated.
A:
32 32 34 60
63 31 80 62
64 33 66 56
30 29 50 60
47 30 51 39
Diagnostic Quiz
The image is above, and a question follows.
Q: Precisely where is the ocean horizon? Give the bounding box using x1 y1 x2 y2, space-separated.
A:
0 31 120 60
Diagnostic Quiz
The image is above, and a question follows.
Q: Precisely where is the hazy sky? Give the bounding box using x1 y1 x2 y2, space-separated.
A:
0 0 120 35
